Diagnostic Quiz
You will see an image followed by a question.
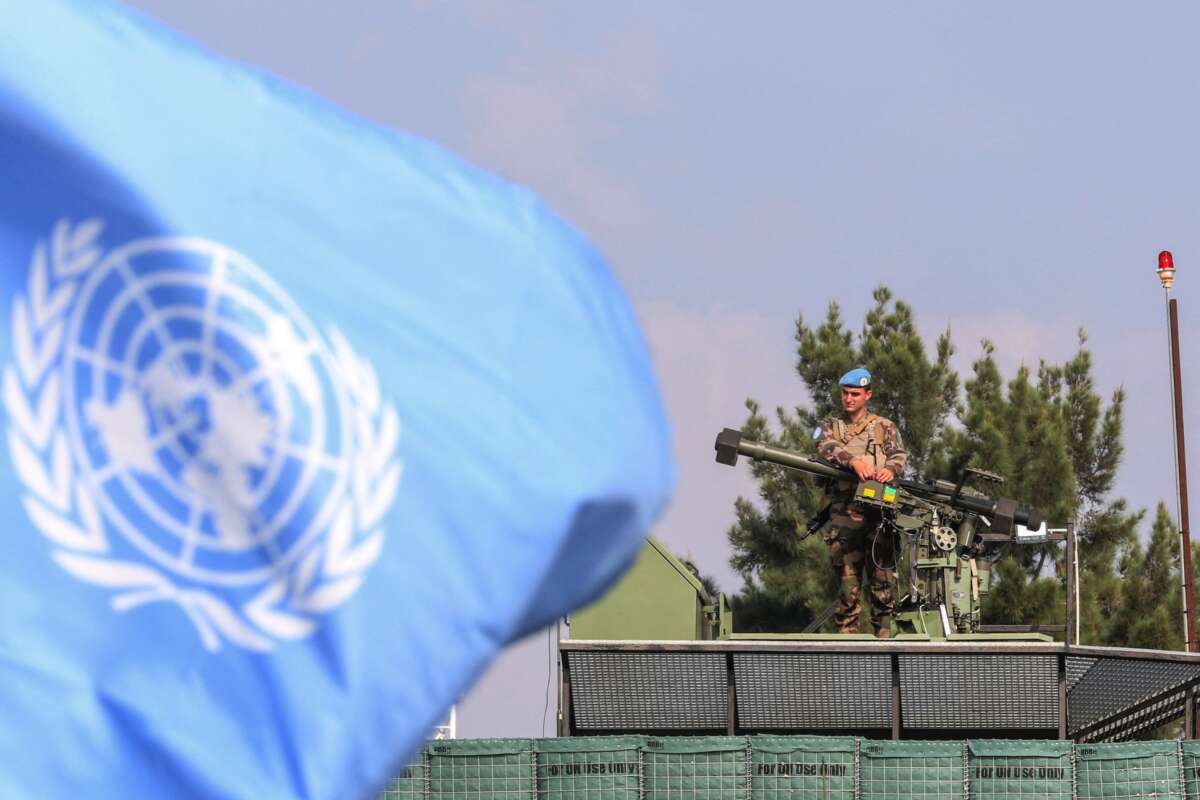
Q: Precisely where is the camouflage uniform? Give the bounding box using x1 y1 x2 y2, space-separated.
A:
815 413 908 636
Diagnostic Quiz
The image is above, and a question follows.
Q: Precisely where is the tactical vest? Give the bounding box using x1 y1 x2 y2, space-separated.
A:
830 413 888 471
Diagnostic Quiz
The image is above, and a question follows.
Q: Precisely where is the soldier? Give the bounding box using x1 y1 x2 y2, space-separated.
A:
815 368 908 638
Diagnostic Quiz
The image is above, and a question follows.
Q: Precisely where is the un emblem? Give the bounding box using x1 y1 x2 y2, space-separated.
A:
5 219 401 652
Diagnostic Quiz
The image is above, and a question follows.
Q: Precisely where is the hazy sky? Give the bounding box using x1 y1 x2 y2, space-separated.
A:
126 0 1200 738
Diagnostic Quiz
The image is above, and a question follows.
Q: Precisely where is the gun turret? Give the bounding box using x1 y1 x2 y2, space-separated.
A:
715 426 1050 637
714 428 1042 534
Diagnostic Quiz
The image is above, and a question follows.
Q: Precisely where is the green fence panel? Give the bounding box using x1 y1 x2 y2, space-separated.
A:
1074 741 1182 800
378 755 424 800
967 740 1073 800
427 738 534 799
642 736 748 800
1183 741 1200 799
749 736 856 800
535 736 645 800
858 740 965 800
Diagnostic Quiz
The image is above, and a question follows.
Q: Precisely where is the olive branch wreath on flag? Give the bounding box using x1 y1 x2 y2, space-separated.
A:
4 219 401 652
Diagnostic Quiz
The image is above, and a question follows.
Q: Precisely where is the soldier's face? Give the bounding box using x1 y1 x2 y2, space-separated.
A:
841 386 871 414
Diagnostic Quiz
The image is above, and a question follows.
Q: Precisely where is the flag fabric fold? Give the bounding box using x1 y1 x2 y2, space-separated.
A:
0 2 673 797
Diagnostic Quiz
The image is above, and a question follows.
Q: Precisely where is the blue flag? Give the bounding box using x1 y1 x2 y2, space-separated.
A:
0 2 673 797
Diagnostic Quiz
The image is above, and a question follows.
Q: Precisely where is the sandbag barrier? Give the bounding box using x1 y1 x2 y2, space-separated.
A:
379 737 1200 799
1075 741 1182 799
751 736 856 799
968 740 1074 800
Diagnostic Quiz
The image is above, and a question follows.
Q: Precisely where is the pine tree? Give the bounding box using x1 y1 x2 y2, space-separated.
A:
911 329 1139 635
1108 504 1182 650
1075 501 1142 644
1054 335 1142 643
726 289 1152 643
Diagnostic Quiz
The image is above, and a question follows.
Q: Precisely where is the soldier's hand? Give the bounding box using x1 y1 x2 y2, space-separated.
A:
850 458 875 481
875 467 895 483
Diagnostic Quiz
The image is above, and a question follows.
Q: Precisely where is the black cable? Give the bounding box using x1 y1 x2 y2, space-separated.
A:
541 625 552 737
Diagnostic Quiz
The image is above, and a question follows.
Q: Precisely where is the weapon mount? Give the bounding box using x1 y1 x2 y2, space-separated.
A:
715 427 1052 638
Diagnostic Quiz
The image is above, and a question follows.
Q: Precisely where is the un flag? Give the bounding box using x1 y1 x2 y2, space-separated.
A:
0 2 673 798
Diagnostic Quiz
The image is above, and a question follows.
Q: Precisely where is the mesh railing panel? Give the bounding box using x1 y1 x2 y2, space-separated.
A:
733 653 891 729
1101 691 1188 743
1069 657 1200 738
858 741 965 800
1073 742 1182 799
535 736 644 800
426 738 534 798
967 740 1074 800
899 654 1058 731
642 736 748 800
564 645 1200 739
749 735 856 799
1067 657 1099 692
570 652 727 731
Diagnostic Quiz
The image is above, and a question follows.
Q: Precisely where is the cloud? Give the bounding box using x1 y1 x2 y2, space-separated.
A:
455 26 666 238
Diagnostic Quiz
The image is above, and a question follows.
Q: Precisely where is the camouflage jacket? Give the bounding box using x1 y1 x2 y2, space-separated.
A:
816 412 908 476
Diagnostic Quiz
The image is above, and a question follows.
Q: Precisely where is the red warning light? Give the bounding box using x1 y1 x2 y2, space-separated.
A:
1159 250 1177 289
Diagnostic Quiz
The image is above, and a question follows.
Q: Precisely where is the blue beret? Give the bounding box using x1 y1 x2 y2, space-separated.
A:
839 368 872 388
